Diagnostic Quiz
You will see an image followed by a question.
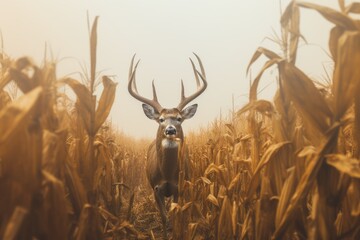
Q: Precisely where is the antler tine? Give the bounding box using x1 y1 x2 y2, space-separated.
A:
177 53 208 110
180 79 185 101
190 58 200 88
128 55 163 112
193 52 206 79
152 80 159 102
128 54 136 80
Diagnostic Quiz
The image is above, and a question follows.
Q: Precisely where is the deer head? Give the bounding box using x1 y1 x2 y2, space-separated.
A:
128 53 207 144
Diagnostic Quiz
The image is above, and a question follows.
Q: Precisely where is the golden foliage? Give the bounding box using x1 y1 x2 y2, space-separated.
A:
1 1 360 240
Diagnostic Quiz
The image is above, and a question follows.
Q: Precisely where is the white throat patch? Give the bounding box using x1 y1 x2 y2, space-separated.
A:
162 139 179 149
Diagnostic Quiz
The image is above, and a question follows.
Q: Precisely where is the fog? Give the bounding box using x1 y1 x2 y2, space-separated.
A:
0 0 338 138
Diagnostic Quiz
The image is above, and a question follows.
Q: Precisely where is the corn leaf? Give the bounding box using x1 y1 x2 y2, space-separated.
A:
297 2 358 30
338 0 346 12
346 3 360 14
332 31 360 119
90 16 99 91
247 141 291 199
281 1 301 64
206 194 219 207
273 127 339 239
326 154 360 178
246 47 282 74
217 196 233 239
329 26 344 60
249 59 281 101
0 87 42 146
280 62 332 136
2 207 28 240
61 77 94 134
94 76 117 133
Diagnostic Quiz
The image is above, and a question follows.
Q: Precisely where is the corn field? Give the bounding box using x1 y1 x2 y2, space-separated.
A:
1 1 360 239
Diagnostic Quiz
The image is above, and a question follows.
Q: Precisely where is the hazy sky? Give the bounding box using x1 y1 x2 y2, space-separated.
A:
0 0 338 138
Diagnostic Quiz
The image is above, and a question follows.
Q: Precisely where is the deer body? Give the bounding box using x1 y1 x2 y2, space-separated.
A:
128 54 207 239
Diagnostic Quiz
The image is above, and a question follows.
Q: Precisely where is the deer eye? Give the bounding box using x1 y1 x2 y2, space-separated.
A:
159 117 165 123
177 117 182 122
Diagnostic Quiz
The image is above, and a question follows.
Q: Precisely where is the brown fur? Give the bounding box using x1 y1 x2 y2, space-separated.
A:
146 108 190 239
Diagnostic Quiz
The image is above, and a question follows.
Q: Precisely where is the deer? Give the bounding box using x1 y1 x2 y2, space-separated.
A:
128 53 207 239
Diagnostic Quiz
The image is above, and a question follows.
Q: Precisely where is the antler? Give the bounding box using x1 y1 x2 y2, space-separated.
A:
128 54 163 112
177 53 208 110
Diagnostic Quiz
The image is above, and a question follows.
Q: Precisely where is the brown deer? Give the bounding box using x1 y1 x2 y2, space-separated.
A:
128 53 207 238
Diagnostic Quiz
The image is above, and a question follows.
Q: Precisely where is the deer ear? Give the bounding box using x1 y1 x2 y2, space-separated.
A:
142 104 160 120
181 104 198 119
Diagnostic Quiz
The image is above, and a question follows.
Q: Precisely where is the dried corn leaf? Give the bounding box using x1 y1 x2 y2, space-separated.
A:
42 130 66 177
332 31 360 119
224 133 234 146
2 207 28 240
217 196 232 240
238 99 275 117
64 155 88 216
76 204 101 240
62 78 93 113
0 90 11 109
228 173 241 192
355 79 360 159
346 3 360 14
272 93 293 142
93 141 113 205
231 200 238 237
326 154 360 178
249 59 281 101
338 0 346 12
0 87 43 230
206 194 219 207
329 26 344 60
247 47 282 74
187 223 198 240
0 71 11 91
169 202 180 213
256 176 277 239
297 2 358 30
204 163 227 186
281 1 297 28
109 221 148 239
225 123 236 136
199 176 212 185
247 141 291 199
182 201 192 212
8 58 39 93
90 16 99 89
0 87 42 146
37 171 69 240
273 127 339 239
275 167 297 228
350 180 360 216
94 76 117 133
281 1 302 64
240 210 253 240
62 77 94 134
280 62 332 136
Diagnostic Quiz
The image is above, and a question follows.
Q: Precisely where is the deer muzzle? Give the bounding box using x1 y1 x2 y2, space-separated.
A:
164 125 177 137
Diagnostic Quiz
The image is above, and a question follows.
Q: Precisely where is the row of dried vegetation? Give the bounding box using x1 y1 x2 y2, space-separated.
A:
0 16 149 240
0 1 360 239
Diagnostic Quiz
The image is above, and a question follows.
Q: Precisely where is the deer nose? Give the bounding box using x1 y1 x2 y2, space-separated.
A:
165 125 176 136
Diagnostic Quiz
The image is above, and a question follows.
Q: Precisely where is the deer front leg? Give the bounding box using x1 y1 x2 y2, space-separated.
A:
154 185 168 239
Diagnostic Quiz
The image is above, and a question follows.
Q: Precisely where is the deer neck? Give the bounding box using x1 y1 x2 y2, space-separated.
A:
156 128 184 181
